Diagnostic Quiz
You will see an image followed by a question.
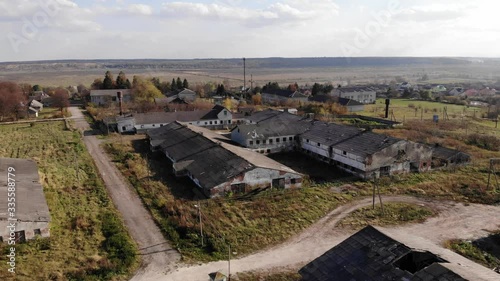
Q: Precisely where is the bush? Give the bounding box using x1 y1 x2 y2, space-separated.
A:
466 134 500 151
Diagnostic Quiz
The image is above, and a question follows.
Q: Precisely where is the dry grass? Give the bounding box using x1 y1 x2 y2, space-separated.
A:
337 203 435 230
0 122 138 281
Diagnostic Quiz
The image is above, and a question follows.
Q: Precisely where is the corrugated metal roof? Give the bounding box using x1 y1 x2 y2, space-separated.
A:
134 110 210 125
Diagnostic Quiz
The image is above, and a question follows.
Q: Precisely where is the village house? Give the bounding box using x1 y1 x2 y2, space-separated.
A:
90 89 132 106
0 158 51 243
261 88 309 104
147 122 303 197
331 87 377 104
300 225 499 281
113 105 233 133
337 97 365 112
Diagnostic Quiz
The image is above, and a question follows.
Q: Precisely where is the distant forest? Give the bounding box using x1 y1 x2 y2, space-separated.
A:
2 57 498 72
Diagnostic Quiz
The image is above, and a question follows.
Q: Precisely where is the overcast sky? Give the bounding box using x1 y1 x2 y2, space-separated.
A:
0 0 499 62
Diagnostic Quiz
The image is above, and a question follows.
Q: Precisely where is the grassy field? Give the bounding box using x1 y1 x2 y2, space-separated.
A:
446 235 500 270
0 122 138 281
337 203 435 230
362 99 487 123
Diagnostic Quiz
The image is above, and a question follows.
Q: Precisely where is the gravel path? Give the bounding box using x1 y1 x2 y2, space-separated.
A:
68 107 180 281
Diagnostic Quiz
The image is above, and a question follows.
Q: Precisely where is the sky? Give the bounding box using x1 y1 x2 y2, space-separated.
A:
0 0 499 62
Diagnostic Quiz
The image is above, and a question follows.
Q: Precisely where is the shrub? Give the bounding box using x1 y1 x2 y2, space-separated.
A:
466 134 500 151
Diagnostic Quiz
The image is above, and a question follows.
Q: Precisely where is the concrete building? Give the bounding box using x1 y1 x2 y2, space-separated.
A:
231 110 435 179
337 97 365 112
300 122 432 179
114 105 233 133
0 158 51 243
331 87 376 104
300 225 499 281
231 110 312 154
90 89 132 106
147 122 303 197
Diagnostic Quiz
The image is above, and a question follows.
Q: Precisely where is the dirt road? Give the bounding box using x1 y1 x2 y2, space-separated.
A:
156 196 500 281
68 107 180 280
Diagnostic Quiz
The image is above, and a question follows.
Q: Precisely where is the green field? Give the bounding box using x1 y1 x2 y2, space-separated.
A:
362 99 486 123
0 122 138 281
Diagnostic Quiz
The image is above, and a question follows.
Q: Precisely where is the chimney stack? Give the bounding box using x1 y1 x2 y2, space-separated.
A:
117 91 123 116
385 98 390 119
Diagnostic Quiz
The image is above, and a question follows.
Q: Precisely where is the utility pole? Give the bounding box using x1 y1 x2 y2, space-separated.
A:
228 243 231 281
195 202 204 247
243 58 246 91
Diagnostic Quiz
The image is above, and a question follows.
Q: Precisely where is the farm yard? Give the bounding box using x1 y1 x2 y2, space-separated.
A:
0 121 138 281
103 107 500 265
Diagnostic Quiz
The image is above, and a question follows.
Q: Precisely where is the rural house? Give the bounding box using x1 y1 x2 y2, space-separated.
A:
0 158 51 243
337 97 365 112
261 88 309 104
177 88 197 102
299 225 499 281
331 87 377 104
147 122 303 197
90 89 132 106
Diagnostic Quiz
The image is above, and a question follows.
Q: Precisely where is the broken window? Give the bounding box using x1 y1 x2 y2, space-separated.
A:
231 183 246 193
272 178 286 189
249 140 253 145
34 229 41 236
15 231 26 243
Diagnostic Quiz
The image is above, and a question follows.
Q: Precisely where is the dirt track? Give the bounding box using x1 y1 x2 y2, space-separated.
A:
68 107 500 281
68 107 180 281
158 196 500 281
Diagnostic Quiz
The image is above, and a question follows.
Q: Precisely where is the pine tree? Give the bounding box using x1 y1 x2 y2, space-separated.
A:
116 71 130 89
171 78 177 91
183 78 189 89
103 71 115 89
176 77 183 90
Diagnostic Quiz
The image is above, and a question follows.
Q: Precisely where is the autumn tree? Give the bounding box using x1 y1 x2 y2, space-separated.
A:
91 78 103 90
131 76 163 103
116 71 131 89
251 93 262 105
0 82 26 121
52 88 70 113
103 71 115 89
223 98 232 110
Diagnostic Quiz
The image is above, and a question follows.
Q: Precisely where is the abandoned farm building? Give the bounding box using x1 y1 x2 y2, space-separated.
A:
106 105 237 133
0 158 50 243
299 225 499 281
231 109 468 179
147 122 303 197
300 122 432 179
231 109 313 154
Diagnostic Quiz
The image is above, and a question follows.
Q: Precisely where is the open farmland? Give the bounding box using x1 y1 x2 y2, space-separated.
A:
0 121 138 281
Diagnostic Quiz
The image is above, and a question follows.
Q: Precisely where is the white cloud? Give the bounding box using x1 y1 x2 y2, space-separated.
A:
161 0 339 27
127 4 153 16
